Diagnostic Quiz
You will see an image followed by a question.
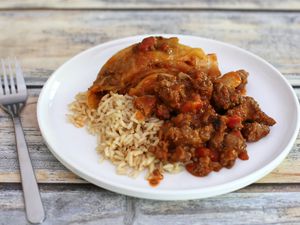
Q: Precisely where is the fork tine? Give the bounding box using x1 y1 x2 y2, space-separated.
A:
14 58 27 93
7 59 17 94
1 59 10 94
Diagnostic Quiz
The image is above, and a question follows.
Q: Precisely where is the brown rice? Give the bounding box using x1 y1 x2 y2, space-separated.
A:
67 92 182 179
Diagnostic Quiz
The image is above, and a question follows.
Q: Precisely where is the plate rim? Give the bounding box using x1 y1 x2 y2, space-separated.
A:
37 34 300 200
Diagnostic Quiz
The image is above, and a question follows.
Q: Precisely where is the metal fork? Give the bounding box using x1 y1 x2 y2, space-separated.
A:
0 59 45 224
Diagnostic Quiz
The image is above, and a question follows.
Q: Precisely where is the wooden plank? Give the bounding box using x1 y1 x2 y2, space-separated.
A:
0 184 127 225
0 10 299 82
0 170 85 183
0 183 299 225
134 186 300 225
0 88 299 184
0 0 299 10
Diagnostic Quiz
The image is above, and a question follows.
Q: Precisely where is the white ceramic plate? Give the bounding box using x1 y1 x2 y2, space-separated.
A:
37 34 300 200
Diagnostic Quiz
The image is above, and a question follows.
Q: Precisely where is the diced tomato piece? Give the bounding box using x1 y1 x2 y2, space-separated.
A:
138 37 156 51
227 115 242 129
238 151 249 160
180 100 203 113
195 147 211 157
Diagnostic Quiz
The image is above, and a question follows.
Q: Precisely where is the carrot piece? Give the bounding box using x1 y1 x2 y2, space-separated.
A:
227 115 242 129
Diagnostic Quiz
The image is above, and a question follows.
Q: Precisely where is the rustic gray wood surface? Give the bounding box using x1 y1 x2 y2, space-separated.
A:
0 1 299 224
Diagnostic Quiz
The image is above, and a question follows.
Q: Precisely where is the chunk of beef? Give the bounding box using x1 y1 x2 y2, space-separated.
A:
171 113 194 127
220 131 247 167
149 141 168 161
164 125 203 147
198 105 217 125
212 70 249 110
155 74 187 109
242 122 270 142
208 116 227 151
223 131 246 152
212 82 242 110
163 113 214 147
195 147 220 162
220 148 238 168
198 125 214 143
155 104 171 119
171 112 205 128
185 157 213 177
210 126 246 168
192 72 213 100
169 146 192 162
227 96 276 126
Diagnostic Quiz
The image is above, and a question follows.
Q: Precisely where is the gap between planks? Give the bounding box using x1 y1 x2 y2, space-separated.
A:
0 0 299 11
1 183 300 193
0 8 300 13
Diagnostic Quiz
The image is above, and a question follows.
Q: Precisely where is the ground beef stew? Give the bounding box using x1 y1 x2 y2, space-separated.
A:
88 36 276 181
135 69 275 177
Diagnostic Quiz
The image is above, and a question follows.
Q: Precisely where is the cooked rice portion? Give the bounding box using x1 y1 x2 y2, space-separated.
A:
67 92 182 178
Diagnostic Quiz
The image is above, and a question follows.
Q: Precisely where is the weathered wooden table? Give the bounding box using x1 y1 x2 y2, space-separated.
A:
0 1 300 224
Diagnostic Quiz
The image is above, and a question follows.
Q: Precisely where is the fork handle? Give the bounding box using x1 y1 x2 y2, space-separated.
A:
13 116 45 224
